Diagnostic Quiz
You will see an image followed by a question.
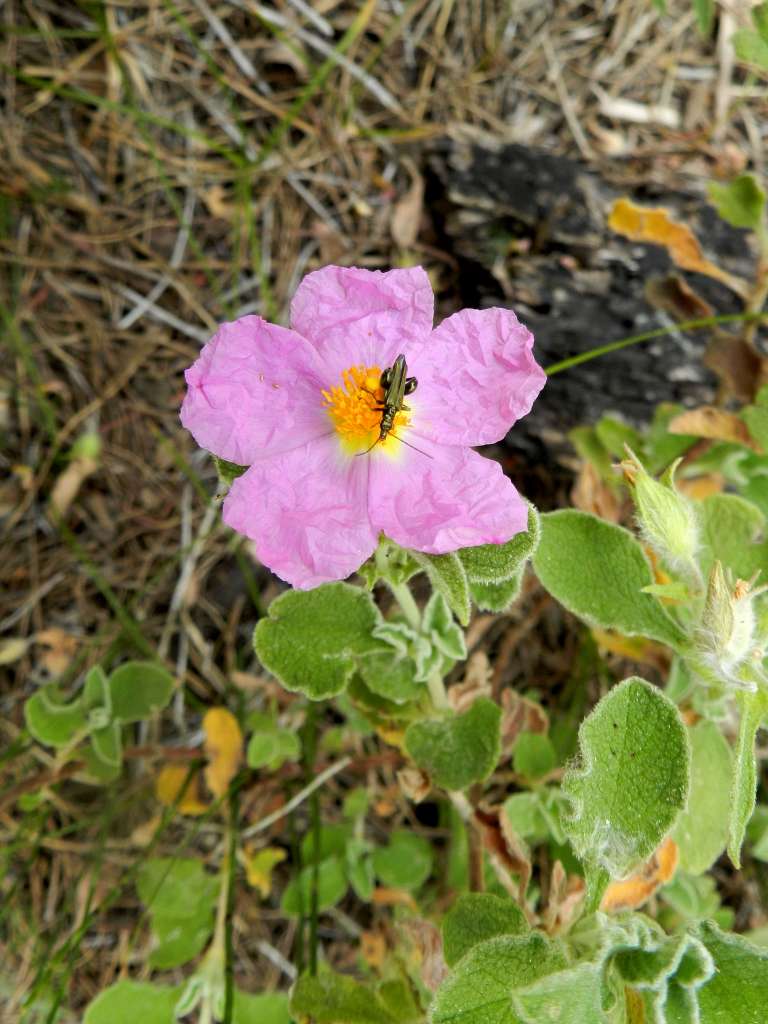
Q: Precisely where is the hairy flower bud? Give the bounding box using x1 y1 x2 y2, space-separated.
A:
696 560 764 691
621 449 699 581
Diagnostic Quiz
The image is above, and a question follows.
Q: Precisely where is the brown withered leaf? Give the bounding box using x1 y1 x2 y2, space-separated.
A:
676 474 725 500
500 689 549 757
668 406 757 450
645 274 713 321
448 651 492 713
601 836 679 912
475 804 531 908
390 157 424 249
36 627 78 677
541 860 585 935
397 766 431 803
608 198 748 297
360 930 387 970
400 918 449 992
571 461 621 522
705 333 767 403
49 453 99 518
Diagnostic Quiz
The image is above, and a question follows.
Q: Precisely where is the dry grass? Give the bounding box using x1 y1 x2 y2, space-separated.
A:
2 0 767 1018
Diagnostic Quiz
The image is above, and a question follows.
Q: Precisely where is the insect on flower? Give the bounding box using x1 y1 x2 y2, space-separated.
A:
180 265 546 589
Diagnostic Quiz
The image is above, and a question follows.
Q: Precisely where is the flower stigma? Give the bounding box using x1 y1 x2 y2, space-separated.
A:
321 364 411 456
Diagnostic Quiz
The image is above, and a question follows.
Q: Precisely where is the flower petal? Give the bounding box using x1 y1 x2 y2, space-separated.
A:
222 437 377 589
181 316 328 465
408 307 546 447
369 441 527 553
289 265 434 376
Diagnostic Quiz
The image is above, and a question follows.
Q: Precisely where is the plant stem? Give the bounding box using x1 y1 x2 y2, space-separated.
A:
426 668 451 712
389 580 422 631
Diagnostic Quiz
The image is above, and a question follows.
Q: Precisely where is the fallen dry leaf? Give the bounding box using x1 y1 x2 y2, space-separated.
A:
360 930 387 970
243 844 286 898
676 474 725 501
36 627 78 677
155 764 208 816
601 836 679 912
541 859 585 935
500 689 549 757
448 651 492 712
0 637 30 666
372 887 418 911
592 628 670 672
668 406 757 450
476 804 532 909
571 461 621 521
390 157 424 249
203 707 243 798
397 766 431 803
400 918 449 992
705 333 768 403
608 198 748 297
645 274 713 321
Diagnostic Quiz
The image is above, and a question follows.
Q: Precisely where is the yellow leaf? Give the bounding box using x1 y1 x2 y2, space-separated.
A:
243 844 285 898
601 836 679 912
592 628 670 671
608 198 748 297
155 764 208 816
203 707 243 798
668 407 758 450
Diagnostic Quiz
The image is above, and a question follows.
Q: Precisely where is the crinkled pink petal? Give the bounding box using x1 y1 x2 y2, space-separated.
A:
181 316 329 465
222 436 377 589
408 307 546 447
289 265 434 378
368 441 528 553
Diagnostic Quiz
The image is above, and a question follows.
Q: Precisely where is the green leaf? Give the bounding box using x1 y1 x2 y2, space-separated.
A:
149 909 212 968
754 2 768 41
410 550 471 626
347 850 375 902
747 804 768 860
254 583 381 699
513 732 556 781
595 415 643 458
672 721 732 874
469 573 524 612
246 723 300 770
300 823 352 864
459 504 540 583
233 991 290 1024
212 453 248 488
83 744 121 783
612 931 714 1024
136 858 217 968
290 970 399 1024
431 933 567 1024
662 872 725 922
89 720 122 768
697 493 767 579
358 646 423 704
533 511 685 649
84 982 182 1024
423 591 466 661
503 792 549 843
693 0 714 35
728 688 768 867
708 175 766 231
108 662 175 722
742 402 768 453
24 685 87 747
405 697 501 792
563 677 690 878
442 893 528 967
280 857 347 915
359 540 420 589
732 28 768 70
512 963 604 1024
696 921 768 1023
83 664 111 720
371 830 433 890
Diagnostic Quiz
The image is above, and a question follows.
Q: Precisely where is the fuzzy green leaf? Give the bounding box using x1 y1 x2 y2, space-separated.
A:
84 982 182 1024
459 504 540 584
254 583 381 699
732 28 768 70
697 493 767 580
431 933 567 1024
563 677 690 878
469 573 524 612
371 830 433 890
411 550 471 626
358 647 423 704
83 665 111 718
755 2 768 41
423 591 467 661
728 689 768 867
513 732 556 781
533 511 685 649
673 721 732 874
443 893 528 967
89 720 123 769
280 857 347 915
512 963 604 1024
405 697 501 792
696 921 768 1023
24 685 87 748
708 175 766 231
693 0 715 35
108 661 175 723
246 727 300 770
136 857 217 969
232 992 290 1024
290 971 402 1024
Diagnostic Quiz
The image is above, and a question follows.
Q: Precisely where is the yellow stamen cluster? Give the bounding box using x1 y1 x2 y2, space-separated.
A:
321 364 409 454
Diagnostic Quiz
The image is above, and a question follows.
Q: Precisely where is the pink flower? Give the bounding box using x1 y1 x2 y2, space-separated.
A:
181 266 545 589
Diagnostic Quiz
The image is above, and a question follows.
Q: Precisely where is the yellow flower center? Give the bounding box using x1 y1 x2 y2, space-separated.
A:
321 364 410 455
